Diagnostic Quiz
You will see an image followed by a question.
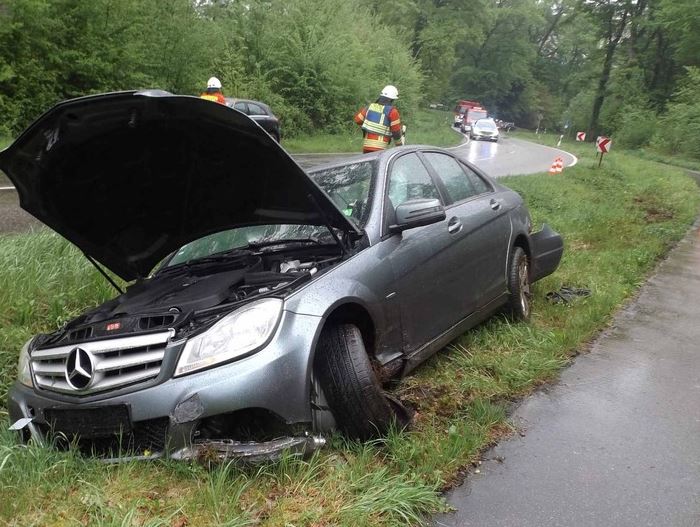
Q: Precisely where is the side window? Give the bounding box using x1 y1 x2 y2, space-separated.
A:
233 102 247 113
387 153 440 209
247 103 267 116
424 152 476 203
461 163 491 195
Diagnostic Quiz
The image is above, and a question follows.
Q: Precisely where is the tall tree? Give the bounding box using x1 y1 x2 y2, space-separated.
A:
584 0 633 138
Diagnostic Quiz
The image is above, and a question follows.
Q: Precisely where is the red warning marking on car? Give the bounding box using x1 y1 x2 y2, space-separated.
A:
106 322 121 331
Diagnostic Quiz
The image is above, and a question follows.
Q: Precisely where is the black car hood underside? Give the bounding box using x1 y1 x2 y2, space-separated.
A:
0 90 360 281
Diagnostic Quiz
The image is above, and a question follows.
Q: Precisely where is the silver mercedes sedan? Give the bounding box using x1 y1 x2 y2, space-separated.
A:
2 91 563 461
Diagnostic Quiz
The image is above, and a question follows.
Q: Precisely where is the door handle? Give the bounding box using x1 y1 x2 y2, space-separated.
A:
448 217 462 234
490 199 501 210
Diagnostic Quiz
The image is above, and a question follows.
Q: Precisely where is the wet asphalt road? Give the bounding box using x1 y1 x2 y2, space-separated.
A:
294 133 577 177
0 132 575 234
436 219 700 526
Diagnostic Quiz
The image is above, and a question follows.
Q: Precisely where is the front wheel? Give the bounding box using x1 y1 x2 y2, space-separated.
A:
314 324 405 440
506 246 531 321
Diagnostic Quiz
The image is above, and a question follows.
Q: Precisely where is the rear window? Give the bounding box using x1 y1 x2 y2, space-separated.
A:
247 102 267 116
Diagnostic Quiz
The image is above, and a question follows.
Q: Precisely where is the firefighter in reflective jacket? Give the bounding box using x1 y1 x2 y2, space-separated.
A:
200 77 226 105
354 85 404 153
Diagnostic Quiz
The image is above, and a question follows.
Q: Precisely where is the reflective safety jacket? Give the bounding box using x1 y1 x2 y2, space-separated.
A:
200 91 226 105
354 102 404 153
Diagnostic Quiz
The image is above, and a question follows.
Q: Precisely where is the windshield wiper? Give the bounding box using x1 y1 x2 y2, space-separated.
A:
245 237 324 250
158 248 251 275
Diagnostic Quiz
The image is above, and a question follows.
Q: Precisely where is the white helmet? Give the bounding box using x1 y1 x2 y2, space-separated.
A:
207 77 222 89
380 85 399 99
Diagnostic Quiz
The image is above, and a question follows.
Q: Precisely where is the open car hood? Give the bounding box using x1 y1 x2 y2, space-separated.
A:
0 91 361 281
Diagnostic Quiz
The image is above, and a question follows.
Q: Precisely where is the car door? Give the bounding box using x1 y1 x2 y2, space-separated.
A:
382 152 468 354
246 102 277 138
421 151 510 311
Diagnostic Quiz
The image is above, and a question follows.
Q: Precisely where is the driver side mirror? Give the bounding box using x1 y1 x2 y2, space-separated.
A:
389 198 446 233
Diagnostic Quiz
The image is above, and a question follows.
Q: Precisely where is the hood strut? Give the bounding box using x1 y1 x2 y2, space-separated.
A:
84 253 124 294
306 192 347 255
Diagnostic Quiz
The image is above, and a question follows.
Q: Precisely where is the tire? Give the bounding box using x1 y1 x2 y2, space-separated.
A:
314 324 398 440
506 246 532 321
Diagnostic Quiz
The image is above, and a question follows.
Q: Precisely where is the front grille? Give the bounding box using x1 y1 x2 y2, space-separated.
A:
31 331 173 395
68 326 93 341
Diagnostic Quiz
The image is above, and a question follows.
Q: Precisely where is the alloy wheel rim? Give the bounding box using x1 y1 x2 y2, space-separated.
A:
518 260 531 315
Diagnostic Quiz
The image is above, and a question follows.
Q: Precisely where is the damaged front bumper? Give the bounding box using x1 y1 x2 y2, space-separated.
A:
171 435 326 464
7 310 329 463
9 412 327 464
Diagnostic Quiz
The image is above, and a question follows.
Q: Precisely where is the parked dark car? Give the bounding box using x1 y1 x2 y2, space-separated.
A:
2 91 563 462
225 97 281 142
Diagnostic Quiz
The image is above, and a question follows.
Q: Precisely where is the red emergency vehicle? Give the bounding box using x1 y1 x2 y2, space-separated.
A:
461 107 488 133
453 100 483 127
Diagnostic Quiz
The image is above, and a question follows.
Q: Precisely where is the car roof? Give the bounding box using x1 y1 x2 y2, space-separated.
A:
307 145 462 174
224 97 272 111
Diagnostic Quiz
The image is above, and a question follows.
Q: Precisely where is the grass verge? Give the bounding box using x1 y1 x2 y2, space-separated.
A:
282 109 462 153
510 129 700 172
0 141 698 525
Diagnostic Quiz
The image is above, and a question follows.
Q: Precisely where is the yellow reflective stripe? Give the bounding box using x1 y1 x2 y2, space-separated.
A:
363 137 389 149
200 94 219 102
390 118 401 127
363 121 391 135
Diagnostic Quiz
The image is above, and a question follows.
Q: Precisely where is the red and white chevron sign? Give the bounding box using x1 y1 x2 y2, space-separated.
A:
596 136 611 153
576 131 586 141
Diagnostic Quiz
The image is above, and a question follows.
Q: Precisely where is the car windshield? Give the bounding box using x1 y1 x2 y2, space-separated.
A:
310 160 375 226
162 161 375 269
469 110 487 121
476 120 497 130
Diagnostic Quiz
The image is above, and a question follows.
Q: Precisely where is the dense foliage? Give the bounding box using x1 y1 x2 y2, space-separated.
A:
0 0 698 158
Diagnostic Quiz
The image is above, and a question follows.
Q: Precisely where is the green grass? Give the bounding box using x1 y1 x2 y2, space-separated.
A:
0 136 10 150
628 149 700 172
510 129 700 173
0 139 698 525
282 109 463 153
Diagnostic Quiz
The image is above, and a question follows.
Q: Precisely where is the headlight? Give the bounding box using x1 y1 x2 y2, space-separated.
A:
17 339 33 387
175 298 283 376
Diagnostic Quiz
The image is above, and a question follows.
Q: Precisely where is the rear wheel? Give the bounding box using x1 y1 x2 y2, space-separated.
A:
314 324 406 440
506 246 531 321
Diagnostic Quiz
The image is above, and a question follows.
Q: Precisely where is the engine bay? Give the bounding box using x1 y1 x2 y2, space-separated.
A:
39 246 344 348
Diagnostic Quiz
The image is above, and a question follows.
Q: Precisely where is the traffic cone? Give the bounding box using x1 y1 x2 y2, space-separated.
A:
548 157 564 175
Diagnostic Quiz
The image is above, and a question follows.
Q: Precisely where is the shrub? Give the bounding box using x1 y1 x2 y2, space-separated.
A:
651 67 700 159
614 106 657 149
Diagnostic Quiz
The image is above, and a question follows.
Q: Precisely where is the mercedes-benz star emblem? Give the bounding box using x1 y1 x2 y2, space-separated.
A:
65 347 94 390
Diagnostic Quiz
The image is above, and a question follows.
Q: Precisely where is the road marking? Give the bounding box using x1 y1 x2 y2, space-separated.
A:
510 137 578 168
0 186 15 191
